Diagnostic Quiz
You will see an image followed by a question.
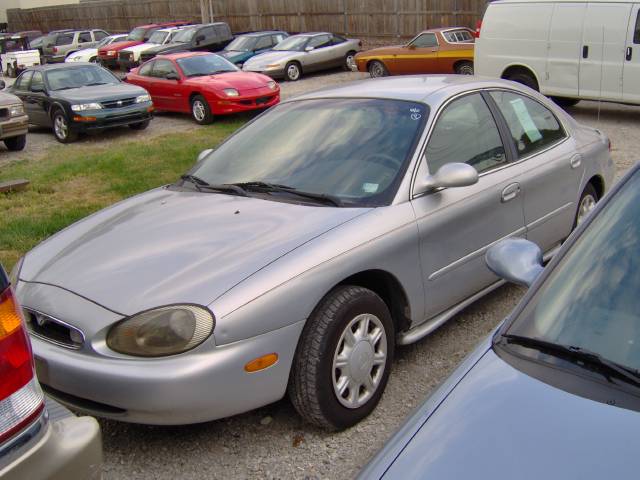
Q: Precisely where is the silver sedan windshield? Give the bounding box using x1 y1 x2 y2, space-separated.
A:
192 98 428 206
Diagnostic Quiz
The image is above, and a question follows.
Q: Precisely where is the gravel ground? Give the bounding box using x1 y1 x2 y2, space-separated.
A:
2 69 638 479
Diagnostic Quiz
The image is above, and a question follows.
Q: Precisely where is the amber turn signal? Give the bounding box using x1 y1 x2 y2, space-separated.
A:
244 353 278 373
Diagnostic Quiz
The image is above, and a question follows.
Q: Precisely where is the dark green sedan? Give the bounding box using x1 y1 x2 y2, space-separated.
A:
8 63 153 143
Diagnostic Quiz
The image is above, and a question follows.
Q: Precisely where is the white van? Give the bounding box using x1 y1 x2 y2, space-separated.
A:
475 0 640 105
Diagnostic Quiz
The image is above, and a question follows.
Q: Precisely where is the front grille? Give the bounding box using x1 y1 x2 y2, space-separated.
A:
101 97 136 109
118 51 132 61
255 96 273 105
23 308 84 349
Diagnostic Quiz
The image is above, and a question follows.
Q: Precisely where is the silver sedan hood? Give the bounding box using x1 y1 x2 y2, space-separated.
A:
382 349 640 479
20 188 369 315
244 50 299 67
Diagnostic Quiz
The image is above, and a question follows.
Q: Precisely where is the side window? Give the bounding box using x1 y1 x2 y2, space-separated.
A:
215 24 231 38
142 29 156 41
308 34 332 49
14 71 33 91
426 93 507 174
634 10 640 44
79 32 92 43
138 61 154 76
411 33 438 48
55 34 73 46
255 36 271 50
200 26 216 40
490 91 566 157
272 34 285 45
152 59 178 78
94 30 108 41
30 71 44 91
332 35 347 45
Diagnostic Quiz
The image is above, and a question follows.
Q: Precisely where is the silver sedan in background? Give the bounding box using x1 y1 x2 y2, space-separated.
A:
12 76 613 431
242 32 361 80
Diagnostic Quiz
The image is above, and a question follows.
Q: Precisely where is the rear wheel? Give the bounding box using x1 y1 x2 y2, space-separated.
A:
285 62 302 81
288 285 394 430
129 119 150 130
344 50 357 71
4 134 26 151
574 183 598 228
454 61 474 75
89 56 98 63
368 60 388 78
190 95 213 125
52 109 78 143
505 71 538 91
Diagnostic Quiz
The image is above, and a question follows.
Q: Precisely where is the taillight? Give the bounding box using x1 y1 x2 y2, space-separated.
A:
358 40 362 48
0 286 44 443
53 46 58 53
475 20 482 38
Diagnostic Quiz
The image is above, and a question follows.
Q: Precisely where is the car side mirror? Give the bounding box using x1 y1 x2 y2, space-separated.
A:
305 46 314 52
0 79 5 90
197 149 213 163
165 72 180 81
415 163 478 194
485 238 544 287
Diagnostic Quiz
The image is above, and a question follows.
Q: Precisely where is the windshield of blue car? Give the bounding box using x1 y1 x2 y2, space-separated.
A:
190 98 428 207
46 65 120 90
273 36 308 51
225 36 256 52
148 30 170 44
172 28 196 43
505 169 640 372
127 27 146 42
176 54 237 76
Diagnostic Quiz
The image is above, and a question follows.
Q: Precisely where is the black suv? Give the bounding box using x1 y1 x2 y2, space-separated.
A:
140 22 233 62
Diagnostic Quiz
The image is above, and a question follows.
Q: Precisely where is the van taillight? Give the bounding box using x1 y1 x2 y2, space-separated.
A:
0 286 44 443
475 20 482 38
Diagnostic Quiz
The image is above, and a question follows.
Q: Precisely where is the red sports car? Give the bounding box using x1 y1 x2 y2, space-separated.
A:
125 52 280 124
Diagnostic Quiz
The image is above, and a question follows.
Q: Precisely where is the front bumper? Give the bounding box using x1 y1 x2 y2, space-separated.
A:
70 102 153 132
117 56 138 71
43 54 66 64
0 398 102 480
32 319 304 425
97 56 118 68
0 114 29 140
209 90 280 115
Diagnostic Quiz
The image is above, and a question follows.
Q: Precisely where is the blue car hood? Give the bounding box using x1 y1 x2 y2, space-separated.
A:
384 349 640 479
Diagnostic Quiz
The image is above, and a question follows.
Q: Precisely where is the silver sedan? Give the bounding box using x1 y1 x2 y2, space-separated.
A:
242 32 361 80
12 76 614 430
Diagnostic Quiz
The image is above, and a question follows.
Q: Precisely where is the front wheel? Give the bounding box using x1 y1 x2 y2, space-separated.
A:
574 183 598 228
129 119 150 130
455 61 474 75
4 134 26 151
190 95 213 125
52 110 78 143
89 56 98 63
368 60 388 78
285 62 301 81
7 64 16 78
288 285 394 430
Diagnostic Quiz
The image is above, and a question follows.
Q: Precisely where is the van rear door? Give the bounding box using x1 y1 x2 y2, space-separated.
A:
623 6 640 103
579 3 631 101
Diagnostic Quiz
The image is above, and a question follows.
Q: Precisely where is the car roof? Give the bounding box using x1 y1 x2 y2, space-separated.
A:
290 32 332 37
236 31 286 37
289 75 526 104
24 62 98 72
420 26 472 33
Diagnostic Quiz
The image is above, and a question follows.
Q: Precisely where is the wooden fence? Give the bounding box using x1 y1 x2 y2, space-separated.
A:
8 0 486 46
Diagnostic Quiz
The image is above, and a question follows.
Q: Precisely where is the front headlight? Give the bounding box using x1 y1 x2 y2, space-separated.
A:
267 81 277 90
107 305 214 357
8 104 24 116
71 103 102 112
135 94 151 103
8 256 24 287
223 88 239 97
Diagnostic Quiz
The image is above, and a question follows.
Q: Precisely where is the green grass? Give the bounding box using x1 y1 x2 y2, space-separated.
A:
0 119 246 272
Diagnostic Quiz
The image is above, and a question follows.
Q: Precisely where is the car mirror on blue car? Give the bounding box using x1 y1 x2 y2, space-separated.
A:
417 162 478 194
485 238 544 287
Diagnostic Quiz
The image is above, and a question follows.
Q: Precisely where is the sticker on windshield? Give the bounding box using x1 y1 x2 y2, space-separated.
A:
410 107 422 121
363 183 379 193
509 98 543 143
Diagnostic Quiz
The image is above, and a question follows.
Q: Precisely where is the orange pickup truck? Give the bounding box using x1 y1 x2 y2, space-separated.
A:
354 27 475 77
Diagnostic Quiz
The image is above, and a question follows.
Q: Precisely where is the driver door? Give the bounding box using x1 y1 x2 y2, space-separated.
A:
23 71 50 126
149 59 183 111
395 32 440 75
304 34 333 72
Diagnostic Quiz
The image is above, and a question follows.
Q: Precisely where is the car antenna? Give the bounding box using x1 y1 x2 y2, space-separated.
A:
597 25 604 125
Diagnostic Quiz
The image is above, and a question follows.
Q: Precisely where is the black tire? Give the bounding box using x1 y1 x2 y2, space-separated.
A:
550 96 580 108
454 61 474 75
573 183 598 229
190 95 214 125
368 60 388 78
284 61 302 81
89 56 98 63
129 119 150 130
288 285 395 430
505 71 539 91
52 109 78 144
343 50 357 71
7 64 16 78
3 134 26 151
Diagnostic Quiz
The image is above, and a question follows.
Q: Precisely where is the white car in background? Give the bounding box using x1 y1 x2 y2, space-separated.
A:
117 27 187 70
65 33 127 63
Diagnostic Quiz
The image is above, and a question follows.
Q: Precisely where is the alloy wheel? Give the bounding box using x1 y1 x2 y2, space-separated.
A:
577 194 596 225
54 114 68 140
192 100 206 122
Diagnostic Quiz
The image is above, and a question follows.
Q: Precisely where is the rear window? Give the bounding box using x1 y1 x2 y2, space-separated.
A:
443 29 474 43
634 10 640 44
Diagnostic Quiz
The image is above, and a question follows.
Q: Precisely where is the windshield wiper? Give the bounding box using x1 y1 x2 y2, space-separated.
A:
84 82 110 86
230 181 343 207
502 334 640 388
180 175 248 197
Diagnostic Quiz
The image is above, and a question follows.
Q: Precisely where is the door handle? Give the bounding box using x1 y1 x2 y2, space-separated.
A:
570 155 582 169
501 183 521 203
626 46 633 61
582 45 589 59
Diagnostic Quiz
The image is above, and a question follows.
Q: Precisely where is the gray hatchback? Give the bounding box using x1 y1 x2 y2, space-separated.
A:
13 76 613 430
